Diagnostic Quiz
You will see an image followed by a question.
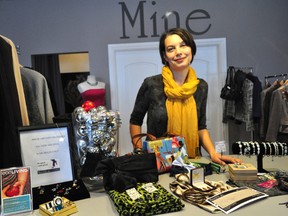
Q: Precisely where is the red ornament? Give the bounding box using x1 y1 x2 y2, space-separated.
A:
6 185 20 197
82 101 95 112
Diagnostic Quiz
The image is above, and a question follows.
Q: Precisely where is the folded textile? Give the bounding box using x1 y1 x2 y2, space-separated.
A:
108 182 184 216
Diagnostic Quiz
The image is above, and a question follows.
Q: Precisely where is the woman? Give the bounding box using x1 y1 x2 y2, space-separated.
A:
129 27 242 166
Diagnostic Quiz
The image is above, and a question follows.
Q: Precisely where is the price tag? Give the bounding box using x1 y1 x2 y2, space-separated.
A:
215 141 226 154
142 183 158 193
126 188 142 201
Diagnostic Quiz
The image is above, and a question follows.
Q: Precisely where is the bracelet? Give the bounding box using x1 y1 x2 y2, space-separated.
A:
278 142 283 156
249 141 256 155
273 142 280 156
262 142 267 155
272 142 278 156
255 141 260 155
133 148 143 154
236 141 242 155
243 142 251 156
283 143 288 156
266 142 271 156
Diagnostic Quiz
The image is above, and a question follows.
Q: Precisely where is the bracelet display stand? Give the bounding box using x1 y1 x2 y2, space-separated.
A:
232 141 288 173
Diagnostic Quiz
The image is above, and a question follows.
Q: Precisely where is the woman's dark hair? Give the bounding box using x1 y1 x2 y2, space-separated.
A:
159 28 197 65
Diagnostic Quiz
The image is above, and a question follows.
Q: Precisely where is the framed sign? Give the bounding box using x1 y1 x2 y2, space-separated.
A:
18 123 74 187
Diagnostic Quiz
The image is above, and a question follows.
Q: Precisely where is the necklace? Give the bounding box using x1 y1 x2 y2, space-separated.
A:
87 81 98 86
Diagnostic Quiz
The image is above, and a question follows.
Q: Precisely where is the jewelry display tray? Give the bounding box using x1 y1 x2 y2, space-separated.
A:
32 179 90 210
39 197 77 216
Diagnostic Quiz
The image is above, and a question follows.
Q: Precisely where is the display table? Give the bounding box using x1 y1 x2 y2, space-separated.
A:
33 155 288 216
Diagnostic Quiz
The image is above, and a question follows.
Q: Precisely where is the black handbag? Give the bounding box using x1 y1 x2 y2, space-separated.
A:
220 66 241 100
95 153 159 192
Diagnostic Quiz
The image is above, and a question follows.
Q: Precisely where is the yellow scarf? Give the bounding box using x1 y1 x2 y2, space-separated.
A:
162 66 200 158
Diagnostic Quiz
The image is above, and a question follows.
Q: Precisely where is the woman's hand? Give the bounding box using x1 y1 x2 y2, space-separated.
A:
198 129 243 166
211 152 242 166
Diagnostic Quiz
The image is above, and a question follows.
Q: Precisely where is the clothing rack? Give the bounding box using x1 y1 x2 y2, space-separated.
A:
265 73 287 79
264 73 288 84
235 66 254 73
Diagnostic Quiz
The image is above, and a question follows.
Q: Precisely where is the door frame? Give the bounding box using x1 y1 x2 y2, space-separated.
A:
108 38 229 155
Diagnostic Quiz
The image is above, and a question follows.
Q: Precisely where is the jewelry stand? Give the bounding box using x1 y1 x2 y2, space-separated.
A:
232 141 288 173
257 154 267 173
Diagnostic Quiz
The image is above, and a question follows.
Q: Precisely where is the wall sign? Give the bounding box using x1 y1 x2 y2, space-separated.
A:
119 0 211 39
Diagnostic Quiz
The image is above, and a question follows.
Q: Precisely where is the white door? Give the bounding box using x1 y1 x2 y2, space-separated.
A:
108 38 228 156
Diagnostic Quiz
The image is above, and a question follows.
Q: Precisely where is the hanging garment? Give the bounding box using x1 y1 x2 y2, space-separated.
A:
223 78 254 131
0 36 23 168
246 73 262 120
20 74 43 125
259 83 281 139
80 88 105 107
0 35 29 126
266 84 288 141
20 67 54 124
234 79 254 131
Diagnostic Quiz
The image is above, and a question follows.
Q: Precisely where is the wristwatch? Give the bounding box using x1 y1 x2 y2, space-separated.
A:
53 196 63 211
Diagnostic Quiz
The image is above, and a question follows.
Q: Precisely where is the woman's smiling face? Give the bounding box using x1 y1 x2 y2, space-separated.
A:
164 34 193 72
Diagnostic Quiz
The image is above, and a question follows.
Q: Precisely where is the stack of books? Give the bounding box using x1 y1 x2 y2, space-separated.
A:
228 163 258 183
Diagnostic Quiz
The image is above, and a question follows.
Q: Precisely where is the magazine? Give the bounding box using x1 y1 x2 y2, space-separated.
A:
1 166 33 215
206 186 268 214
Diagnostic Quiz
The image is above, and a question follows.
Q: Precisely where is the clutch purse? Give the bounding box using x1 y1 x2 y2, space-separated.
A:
142 135 188 173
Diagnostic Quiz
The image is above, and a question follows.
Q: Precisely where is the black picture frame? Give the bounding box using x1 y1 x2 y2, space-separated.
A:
18 123 75 187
